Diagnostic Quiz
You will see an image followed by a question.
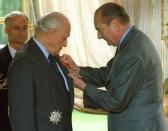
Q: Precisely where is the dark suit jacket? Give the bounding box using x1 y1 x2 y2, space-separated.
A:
0 45 12 79
0 45 12 131
8 38 74 131
80 26 168 131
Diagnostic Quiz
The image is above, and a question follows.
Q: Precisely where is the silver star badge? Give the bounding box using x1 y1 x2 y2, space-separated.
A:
49 110 62 124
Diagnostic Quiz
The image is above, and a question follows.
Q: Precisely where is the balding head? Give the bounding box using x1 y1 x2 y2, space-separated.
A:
35 12 71 56
35 12 70 34
4 11 28 28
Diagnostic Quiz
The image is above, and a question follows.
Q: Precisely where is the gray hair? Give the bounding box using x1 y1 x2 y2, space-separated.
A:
4 11 28 27
35 12 67 33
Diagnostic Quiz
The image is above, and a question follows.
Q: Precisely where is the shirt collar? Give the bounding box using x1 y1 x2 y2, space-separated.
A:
8 44 17 58
118 24 132 49
33 37 49 60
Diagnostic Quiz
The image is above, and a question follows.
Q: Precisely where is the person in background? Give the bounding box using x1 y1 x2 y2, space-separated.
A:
8 11 74 131
62 2 168 131
0 11 28 131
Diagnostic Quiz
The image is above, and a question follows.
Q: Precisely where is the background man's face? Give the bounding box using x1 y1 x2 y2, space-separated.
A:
5 15 28 45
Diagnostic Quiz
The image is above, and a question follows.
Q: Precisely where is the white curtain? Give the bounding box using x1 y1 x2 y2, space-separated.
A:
31 0 165 67
30 0 165 68
28 0 168 82
31 0 120 67
122 0 161 54
29 0 168 82
122 0 168 79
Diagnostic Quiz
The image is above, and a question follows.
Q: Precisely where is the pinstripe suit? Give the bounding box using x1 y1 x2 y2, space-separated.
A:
8 38 74 131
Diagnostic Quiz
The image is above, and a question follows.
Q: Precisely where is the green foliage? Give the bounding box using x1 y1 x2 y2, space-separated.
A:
0 0 22 16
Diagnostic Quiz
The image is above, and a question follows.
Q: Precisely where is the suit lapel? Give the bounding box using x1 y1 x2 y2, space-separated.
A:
105 26 138 85
27 38 71 105
3 45 12 61
0 45 12 78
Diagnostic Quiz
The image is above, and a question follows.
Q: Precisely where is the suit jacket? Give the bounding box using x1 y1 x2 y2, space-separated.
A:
0 45 12 131
0 45 12 81
80 26 168 131
8 38 74 131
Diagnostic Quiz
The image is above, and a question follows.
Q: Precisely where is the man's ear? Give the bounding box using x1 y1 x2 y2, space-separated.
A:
110 19 118 28
4 27 8 34
110 19 121 31
47 28 56 38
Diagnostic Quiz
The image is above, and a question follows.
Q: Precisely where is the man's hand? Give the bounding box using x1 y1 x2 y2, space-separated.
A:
60 54 80 74
68 72 86 90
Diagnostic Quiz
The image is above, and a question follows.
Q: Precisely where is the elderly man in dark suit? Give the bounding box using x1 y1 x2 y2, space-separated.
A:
62 2 168 131
0 11 28 131
8 12 74 131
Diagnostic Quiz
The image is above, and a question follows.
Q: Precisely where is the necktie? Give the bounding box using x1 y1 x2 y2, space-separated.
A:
48 54 69 91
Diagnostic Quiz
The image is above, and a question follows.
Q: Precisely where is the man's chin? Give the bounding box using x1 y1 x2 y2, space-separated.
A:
18 40 27 44
109 42 118 47
17 41 25 45
107 42 114 46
